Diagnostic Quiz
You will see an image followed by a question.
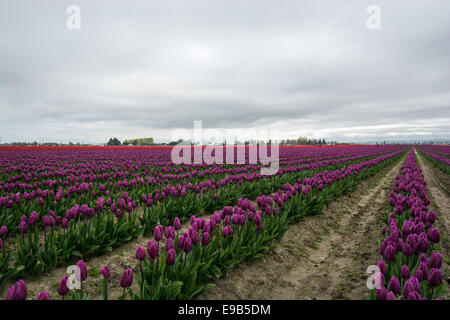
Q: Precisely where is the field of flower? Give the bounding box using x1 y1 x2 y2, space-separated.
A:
0 145 448 300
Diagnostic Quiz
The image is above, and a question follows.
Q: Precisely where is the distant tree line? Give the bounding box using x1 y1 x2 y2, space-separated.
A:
123 137 155 146
279 137 328 146
1 141 90 146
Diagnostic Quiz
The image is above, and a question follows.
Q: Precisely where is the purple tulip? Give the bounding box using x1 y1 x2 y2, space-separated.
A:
386 291 396 300
77 260 88 282
0 225 8 237
183 237 192 253
166 248 176 266
202 232 210 246
430 252 442 269
383 245 396 262
177 235 185 250
101 266 110 279
377 260 386 275
37 291 50 300
402 242 412 257
166 237 174 250
58 276 69 296
428 228 440 243
174 217 181 230
389 276 400 295
136 246 146 261
401 265 410 280
154 225 163 241
148 241 159 259
191 230 199 244
414 269 424 281
19 221 27 233
7 280 27 300
376 286 387 300
120 269 133 288
428 268 442 287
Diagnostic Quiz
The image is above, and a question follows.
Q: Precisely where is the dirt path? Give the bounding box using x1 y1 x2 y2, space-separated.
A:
199 154 406 300
415 149 450 299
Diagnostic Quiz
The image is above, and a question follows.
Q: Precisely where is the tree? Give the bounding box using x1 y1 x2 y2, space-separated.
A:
107 137 121 146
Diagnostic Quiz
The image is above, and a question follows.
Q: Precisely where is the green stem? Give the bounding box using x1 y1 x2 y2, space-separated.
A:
102 279 108 300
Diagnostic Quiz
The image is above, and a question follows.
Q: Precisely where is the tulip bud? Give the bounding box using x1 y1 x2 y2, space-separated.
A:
401 265 410 280
428 228 440 243
430 252 442 269
135 246 146 261
183 237 192 253
383 245 396 262
166 237 174 251
191 230 199 244
376 286 387 300
37 291 50 300
386 291 396 300
389 276 400 295
149 241 159 259
202 232 210 246
101 266 110 279
58 276 69 296
377 260 386 275
120 269 133 288
19 221 27 233
174 217 181 230
77 260 88 282
0 225 8 237
414 269 424 281
9 280 27 300
428 268 442 287
166 248 176 266
154 225 162 241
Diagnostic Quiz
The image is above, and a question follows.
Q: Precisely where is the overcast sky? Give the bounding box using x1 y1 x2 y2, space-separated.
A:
1 0 449 144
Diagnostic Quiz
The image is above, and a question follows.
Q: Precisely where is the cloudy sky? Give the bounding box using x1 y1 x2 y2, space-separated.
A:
1 0 449 144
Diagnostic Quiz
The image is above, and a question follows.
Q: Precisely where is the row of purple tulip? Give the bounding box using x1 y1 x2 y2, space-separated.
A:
372 148 444 300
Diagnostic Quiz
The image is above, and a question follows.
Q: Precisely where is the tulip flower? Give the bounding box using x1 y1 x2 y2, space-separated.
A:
101 266 110 279
389 276 400 295
174 217 181 230
0 225 7 237
6 280 27 300
376 286 387 300
37 291 50 300
202 232 210 246
77 260 88 282
428 268 442 287
430 252 442 269
154 225 163 241
383 245 396 262
183 237 192 253
58 276 69 299
120 269 133 288
166 248 176 266
136 246 146 261
400 265 410 280
148 241 159 259
101 266 110 300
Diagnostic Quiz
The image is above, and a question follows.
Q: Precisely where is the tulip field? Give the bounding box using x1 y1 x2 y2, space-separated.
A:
0 145 448 300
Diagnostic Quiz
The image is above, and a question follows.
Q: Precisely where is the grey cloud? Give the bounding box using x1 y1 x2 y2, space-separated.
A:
0 0 449 143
